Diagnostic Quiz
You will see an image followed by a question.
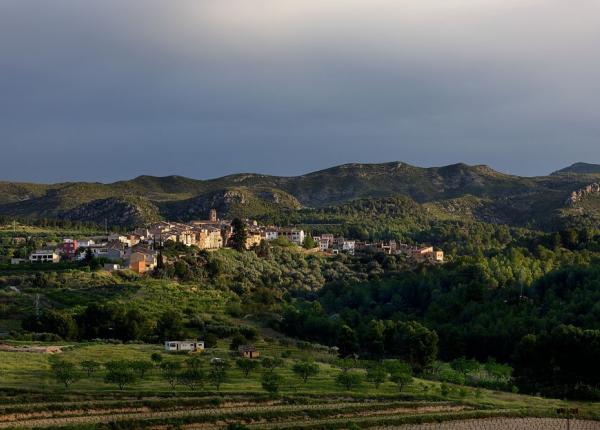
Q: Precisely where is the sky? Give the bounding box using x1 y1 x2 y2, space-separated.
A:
1 0 599 183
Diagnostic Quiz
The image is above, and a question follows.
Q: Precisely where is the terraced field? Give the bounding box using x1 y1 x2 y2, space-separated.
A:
373 419 600 429
0 391 597 430
0 343 599 429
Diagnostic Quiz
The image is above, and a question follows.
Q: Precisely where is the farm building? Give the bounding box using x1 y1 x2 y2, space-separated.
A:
238 345 260 359
164 340 205 352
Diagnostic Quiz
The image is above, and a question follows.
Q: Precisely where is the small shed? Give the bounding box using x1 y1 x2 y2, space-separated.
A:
164 340 205 352
238 345 260 359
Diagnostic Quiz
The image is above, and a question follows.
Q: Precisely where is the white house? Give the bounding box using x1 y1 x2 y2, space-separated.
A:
264 229 279 241
279 228 305 245
340 240 356 254
315 237 331 252
29 250 60 263
164 340 205 352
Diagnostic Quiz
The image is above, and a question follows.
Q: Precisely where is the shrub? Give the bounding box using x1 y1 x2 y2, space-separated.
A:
440 383 450 397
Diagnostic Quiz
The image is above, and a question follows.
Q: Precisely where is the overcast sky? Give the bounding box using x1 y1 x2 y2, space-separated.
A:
1 0 599 183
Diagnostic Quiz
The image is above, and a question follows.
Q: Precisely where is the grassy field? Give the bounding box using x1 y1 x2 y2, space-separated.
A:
0 340 599 430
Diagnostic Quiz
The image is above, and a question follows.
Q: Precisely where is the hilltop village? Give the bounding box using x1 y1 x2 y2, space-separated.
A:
9 209 444 273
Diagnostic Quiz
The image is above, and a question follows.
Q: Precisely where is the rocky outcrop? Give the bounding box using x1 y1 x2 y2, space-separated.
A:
60 197 161 226
565 183 600 206
161 187 301 221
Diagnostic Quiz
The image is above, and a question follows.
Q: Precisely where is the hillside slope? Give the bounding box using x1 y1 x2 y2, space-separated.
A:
552 162 600 175
1 161 598 229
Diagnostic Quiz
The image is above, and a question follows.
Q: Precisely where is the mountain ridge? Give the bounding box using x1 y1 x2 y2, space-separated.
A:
552 162 600 175
1 161 599 229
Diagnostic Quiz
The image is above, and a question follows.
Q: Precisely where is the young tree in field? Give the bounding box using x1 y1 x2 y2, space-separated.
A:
366 365 387 389
335 371 362 391
236 358 260 377
160 361 182 390
209 359 229 391
104 361 137 390
261 357 284 374
385 360 413 391
178 368 205 391
130 360 153 379
80 360 100 377
261 372 283 396
150 352 163 364
451 357 479 378
186 356 203 372
230 218 248 252
292 360 320 383
51 359 78 389
390 371 413 392
335 358 355 373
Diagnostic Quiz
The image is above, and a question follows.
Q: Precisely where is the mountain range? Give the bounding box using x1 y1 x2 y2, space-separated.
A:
1 162 600 230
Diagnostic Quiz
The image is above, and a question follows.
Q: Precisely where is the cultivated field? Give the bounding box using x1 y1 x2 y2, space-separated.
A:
373 418 600 429
0 342 599 429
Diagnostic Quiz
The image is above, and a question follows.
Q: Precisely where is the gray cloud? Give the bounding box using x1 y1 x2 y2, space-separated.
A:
1 0 599 182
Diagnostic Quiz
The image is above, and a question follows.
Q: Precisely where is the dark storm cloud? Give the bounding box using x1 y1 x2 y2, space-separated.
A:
1 0 599 182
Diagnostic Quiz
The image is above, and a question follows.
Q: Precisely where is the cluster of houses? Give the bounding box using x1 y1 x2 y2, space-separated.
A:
360 240 444 263
19 238 160 274
314 235 444 263
15 210 309 273
15 209 443 270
